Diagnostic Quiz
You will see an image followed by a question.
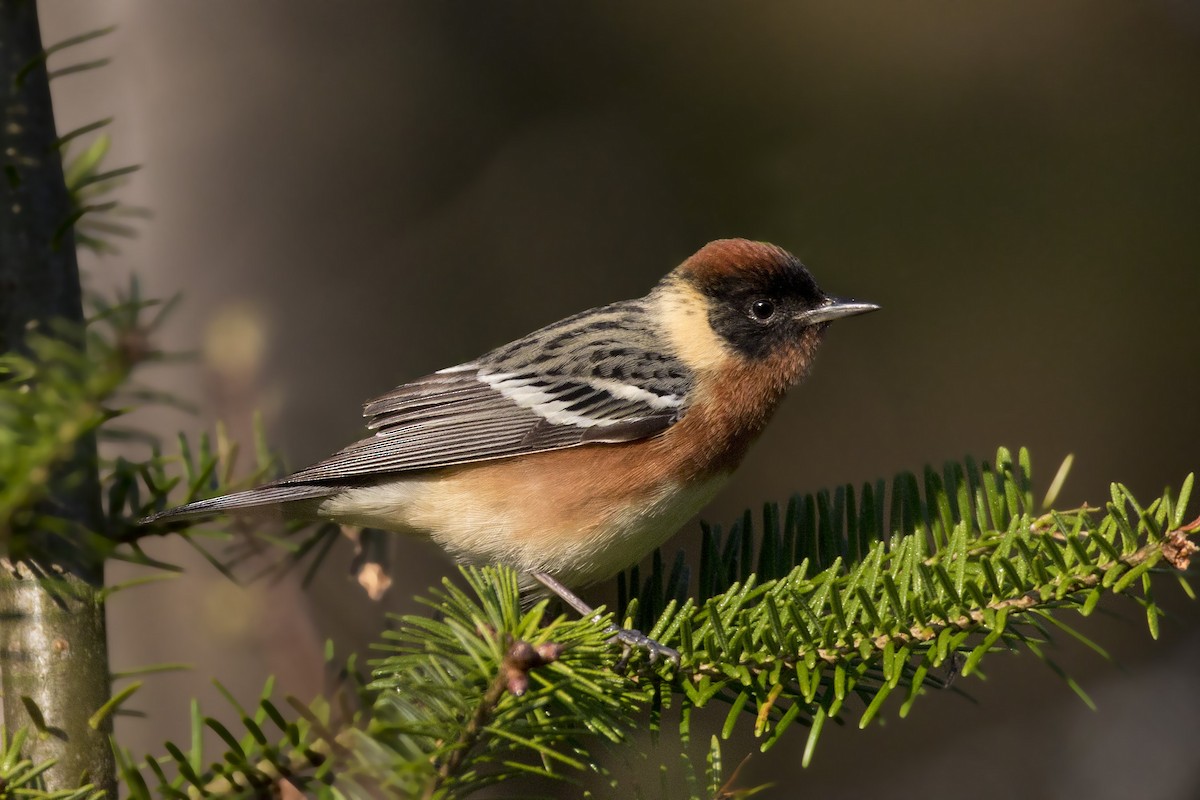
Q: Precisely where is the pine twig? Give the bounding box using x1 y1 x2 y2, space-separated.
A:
425 638 563 799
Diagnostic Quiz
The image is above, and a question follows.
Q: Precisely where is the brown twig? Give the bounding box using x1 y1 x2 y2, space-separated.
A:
423 637 562 799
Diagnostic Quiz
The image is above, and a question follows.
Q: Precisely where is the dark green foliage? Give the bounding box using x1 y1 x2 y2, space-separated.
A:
111 675 364 799
2 284 1195 798
0 727 104 800
1 280 173 550
4 293 1195 796
369 569 640 797
53 26 145 255
101 449 1196 798
621 449 1195 765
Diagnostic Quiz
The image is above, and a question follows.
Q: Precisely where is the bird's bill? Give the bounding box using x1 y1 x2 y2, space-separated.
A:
794 298 880 326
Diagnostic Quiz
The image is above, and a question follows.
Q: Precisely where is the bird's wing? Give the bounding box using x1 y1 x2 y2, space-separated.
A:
274 362 684 485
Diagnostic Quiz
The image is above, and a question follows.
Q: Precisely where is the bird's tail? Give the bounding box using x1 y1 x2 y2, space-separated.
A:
139 483 339 524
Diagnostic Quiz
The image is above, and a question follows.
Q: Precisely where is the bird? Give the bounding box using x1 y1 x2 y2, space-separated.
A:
144 239 877 660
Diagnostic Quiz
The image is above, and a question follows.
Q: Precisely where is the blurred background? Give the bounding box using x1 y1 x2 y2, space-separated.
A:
41 2 1200 797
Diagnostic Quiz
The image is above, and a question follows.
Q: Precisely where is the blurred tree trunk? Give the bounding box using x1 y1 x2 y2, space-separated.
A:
0 0 115 794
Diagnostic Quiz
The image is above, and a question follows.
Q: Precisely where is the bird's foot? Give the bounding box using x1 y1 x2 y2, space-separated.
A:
527 572 680 667
606 625 680 666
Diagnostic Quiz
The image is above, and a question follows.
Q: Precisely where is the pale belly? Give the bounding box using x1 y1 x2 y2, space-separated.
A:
317 467 729 588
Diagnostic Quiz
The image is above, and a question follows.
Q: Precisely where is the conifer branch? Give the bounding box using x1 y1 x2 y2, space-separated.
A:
113 449 1195 798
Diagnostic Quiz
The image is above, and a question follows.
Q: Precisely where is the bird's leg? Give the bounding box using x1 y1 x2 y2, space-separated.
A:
531 571 680 664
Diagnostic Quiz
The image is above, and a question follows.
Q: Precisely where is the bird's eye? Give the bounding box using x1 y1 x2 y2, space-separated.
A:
749 299 776 321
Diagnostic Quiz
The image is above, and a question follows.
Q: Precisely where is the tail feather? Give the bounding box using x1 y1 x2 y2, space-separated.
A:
140 483 340 524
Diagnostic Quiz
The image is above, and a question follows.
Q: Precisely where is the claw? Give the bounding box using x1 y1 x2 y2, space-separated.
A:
528 572 681 666
606 625 680 665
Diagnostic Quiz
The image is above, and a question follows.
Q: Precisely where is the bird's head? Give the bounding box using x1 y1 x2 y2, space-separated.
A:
661 239 878 368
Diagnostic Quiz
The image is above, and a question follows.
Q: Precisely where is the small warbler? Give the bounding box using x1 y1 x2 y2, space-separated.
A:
147 239 877 659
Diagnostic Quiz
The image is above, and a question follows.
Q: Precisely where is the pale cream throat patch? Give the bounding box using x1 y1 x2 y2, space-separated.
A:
656 281 731 374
